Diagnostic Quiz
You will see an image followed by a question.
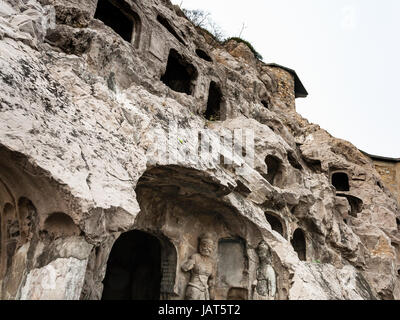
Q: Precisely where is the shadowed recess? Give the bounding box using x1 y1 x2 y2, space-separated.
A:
332 172 350 192
102 230 162 300
161 49 198 95
204 81 222 121
196 49 212 62
95 0 141 46
265 213 284 237
157 15 186 45
291 228 306 261
264 155 283 186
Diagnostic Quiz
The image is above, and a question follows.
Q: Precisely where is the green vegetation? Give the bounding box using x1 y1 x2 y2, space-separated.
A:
182 9 224 43
181 8 263 61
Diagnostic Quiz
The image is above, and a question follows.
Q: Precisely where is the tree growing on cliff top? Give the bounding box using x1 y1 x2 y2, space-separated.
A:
181 8 263 61
182 8 225 43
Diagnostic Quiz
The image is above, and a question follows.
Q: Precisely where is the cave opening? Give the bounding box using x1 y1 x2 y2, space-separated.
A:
261 100 269 109
102 230 162 300
196 49 212 62
265 213 284 237
346 195 363 217
291 228 306 261
204 81 223 121
157 15 186 45
332 172 350 192
94 0 140 45
264 155 282 186
43 212 80 239
288 152 303 170
161 49 198 95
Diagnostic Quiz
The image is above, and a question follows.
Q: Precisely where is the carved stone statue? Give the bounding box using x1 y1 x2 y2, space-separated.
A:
252 241 276 300
182 233 216 300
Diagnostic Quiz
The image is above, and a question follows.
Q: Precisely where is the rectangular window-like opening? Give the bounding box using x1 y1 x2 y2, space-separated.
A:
161 49 198 95
204 81 223 121
95 0 136 43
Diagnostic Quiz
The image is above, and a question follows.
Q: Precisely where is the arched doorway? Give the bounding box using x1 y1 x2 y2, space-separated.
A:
94 0 142 47
265 213 284 237
291 228 306 261
102 230 162 300
264 155 283 186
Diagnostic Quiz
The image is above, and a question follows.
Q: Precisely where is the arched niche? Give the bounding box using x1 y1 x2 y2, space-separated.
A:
331 172 350 192
264 155 283 187
94 0 142 48
100 229 177 300
42 212 80 239
157 15 185 45
161 49 198 95
264 212 285 238
196 49 212 62
130 165 262 300
102 230 162 300
0 146 87 300
204 81 223 121
291 228 306 261
0 145 81 224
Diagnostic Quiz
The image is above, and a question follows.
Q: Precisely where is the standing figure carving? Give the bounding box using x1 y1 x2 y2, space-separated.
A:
182 233 216 300
252 241 276 300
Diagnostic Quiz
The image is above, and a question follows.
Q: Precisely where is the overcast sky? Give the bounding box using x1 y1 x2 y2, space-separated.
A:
172 0 400 158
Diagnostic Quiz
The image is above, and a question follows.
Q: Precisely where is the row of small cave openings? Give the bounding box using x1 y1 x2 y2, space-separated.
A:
264 153 351 193
264 212 306 262
94 0 222 120
329 171 366 222
263 153 303 188
0 197 80 278
160 49 225 121
94 0 269 121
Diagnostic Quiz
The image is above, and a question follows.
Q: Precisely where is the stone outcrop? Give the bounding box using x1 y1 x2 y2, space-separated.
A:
0 0 399 300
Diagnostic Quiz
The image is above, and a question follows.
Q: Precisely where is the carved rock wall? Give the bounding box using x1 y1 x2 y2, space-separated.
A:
0 0 399 300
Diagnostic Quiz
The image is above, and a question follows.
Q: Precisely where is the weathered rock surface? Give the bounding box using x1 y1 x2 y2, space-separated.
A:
0 0 399 300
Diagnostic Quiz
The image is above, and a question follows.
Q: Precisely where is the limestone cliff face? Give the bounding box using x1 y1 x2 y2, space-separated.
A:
0 0 399 300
